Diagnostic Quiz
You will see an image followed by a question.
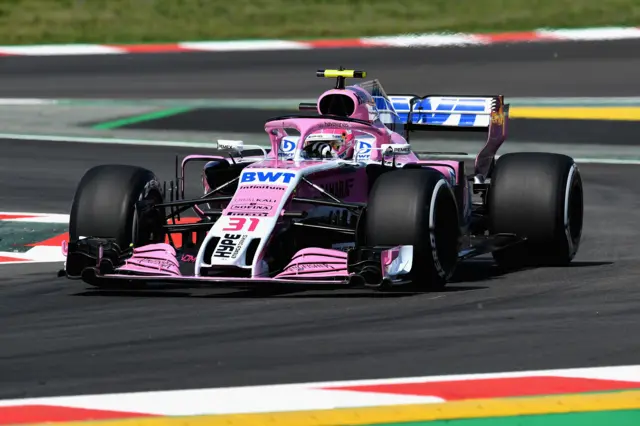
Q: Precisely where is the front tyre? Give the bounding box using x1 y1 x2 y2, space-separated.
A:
488 152 583 268
68 164 166 250
363 168 460 290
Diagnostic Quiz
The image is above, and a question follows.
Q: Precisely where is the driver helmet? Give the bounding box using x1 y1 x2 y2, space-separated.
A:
303 129 356 159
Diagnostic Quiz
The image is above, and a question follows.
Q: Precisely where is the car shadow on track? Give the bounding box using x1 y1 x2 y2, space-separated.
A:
72 287 488 299
452 259 613 282
449 259 507 284
69 260 612 299
550 261 613 268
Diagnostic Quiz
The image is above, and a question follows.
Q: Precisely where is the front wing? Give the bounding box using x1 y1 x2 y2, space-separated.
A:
61 238 416 290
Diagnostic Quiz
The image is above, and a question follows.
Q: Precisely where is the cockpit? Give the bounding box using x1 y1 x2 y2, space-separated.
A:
301 130 355 160
263 69 408 162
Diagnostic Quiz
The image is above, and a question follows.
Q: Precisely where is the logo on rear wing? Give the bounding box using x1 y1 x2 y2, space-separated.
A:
387 95 508 130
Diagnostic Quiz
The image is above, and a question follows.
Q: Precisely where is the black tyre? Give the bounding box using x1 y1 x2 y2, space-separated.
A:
69 165 166 249
363 168 460 290
488 152 583 267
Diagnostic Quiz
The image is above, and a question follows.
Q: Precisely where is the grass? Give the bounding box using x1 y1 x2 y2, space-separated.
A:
1 0 640 45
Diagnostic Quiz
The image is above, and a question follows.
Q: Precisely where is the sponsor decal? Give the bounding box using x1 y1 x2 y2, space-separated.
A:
228 211 269 217
180 254 196 263
320 178 354 198
241 171 296 184
280 138 296 151
239 184 286 191
218 139 244 150
133 258 177 270
382 144 411 155
213 233 247 259
227 194 279 216
230 203 272 211
307 134 327 141
306 133 343 142
319 121 352 129
229 203 273 213
223 217 260 232
355 140 372 161
430 181 448 279
233 198 277 203
285 263 332 272
278 137 296 158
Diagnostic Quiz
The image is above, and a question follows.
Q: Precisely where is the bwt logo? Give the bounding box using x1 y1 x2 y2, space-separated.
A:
241 171 296 184
356 141 372 160
280 138 296 152
357 141 372 154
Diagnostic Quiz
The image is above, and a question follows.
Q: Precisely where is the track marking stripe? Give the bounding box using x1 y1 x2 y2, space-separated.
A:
325 376 640 399
0 214 40 220
1 366 640 420
0 133 220 149
15 390 640 426
0 255 29 262
0 406 153 425
92 107 194 130
511 106 640 121
375 410 640 426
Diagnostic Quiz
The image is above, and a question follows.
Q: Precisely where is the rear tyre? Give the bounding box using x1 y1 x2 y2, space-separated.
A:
69 164 166 249
363 168 460 290
487 152 583 268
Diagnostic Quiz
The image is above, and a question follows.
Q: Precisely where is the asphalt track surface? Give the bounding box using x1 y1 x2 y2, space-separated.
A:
2 41 640 399
1 39 640 98
2 139 640 399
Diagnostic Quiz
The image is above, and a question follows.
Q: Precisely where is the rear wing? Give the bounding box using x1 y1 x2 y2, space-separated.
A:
386 94 509 181
387 94 509 133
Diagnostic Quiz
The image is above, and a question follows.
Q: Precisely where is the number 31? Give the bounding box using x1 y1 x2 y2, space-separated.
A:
223 217 259 232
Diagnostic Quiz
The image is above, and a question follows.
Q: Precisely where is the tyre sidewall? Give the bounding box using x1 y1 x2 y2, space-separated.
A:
364 169 460 288
69 165 165 249
488 153 583 265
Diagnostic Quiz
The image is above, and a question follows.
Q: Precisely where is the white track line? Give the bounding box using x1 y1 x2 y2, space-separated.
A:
0 365 639 415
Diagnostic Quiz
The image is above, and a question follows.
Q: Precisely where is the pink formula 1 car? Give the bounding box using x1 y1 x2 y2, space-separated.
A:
61 69 584 291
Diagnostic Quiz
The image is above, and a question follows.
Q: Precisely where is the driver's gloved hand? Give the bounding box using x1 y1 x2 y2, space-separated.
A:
311 142 332 158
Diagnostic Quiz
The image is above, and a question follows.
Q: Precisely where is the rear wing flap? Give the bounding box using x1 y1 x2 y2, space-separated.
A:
387 94 509 132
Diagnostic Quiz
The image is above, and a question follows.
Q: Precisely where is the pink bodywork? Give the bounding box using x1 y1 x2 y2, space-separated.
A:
116 112 465 280
117 244 181 276
88 88 509 285
274 248 349 280
224 184 288 217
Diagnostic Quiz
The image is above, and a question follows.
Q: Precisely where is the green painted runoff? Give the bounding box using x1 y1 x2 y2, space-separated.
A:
371 409 640 426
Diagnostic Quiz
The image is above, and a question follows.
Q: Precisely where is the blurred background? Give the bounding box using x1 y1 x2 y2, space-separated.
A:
1 5 640 425
2 0 639 44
